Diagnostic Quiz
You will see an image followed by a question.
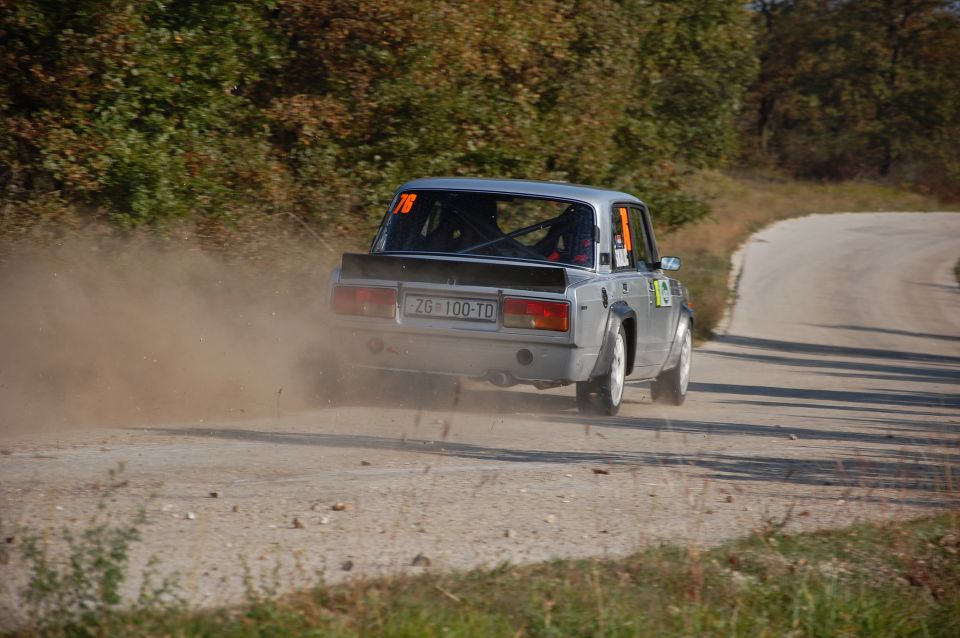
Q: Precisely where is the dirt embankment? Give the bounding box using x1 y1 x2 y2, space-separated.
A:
0 237 334 435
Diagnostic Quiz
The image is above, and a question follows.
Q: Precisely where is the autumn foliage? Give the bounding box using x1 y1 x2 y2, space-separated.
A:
0 1 957 242
743 0 960 195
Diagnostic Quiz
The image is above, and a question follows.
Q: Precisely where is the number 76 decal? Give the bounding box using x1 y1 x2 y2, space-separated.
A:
393 193 417 214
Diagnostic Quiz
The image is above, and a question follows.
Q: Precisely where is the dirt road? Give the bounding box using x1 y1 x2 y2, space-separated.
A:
1 212 958 618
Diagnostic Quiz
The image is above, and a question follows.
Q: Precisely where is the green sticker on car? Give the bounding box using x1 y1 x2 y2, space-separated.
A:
655 280 672 307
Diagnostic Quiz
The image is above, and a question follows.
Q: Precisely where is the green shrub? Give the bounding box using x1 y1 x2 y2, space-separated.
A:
16 464 178 636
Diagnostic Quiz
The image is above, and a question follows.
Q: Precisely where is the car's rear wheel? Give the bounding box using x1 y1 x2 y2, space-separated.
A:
576 325 626 416
650 322 691 406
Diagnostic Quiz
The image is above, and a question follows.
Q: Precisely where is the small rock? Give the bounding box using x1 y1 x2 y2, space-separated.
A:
544 514 556 524
788 434 798 441
311 503 322 512
209 491 221 499
725 495 734 503
292 517 305 529
185 512 196 520
341 560 354 571
332 502 351 511
5 535 16 545
360 460 372 466
591 468 609 475
319 516 331 525
411 553 431 567
505 529 515 539
232 505 240 513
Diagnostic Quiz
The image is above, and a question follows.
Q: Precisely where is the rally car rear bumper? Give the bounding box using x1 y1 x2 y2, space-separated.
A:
328 324 599 385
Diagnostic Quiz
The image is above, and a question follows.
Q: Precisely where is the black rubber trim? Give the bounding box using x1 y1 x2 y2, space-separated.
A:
341 253 569 292
590 302 636 380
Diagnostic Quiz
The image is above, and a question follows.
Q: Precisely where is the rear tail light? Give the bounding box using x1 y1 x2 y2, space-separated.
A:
503 297 569 331
332 286 396 318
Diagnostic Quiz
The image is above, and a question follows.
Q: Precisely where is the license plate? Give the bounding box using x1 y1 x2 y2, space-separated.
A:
404 295 497 322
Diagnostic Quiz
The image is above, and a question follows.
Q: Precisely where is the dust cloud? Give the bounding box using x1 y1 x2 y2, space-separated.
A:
0 237 336 435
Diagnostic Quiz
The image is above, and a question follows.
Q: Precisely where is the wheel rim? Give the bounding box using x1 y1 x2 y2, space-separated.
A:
610 331 626 406
678 328 691 395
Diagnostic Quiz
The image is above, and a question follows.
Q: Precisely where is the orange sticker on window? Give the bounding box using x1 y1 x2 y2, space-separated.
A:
393 193 417 214
618 207 633 252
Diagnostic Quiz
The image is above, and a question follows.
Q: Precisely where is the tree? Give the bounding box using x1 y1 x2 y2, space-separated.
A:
265 0 756 233
743 0 960 196
0 0 282 227
2 0 758 237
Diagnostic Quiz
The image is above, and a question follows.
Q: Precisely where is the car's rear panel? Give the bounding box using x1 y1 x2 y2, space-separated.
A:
327 254 603 384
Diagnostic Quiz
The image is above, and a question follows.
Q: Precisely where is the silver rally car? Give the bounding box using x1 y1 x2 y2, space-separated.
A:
327 177 693 415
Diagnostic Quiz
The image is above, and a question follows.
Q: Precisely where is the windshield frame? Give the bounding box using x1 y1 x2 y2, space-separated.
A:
370 188 599 272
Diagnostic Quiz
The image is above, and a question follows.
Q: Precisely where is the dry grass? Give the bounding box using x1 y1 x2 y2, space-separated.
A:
11 514 959 637
660 169 951 340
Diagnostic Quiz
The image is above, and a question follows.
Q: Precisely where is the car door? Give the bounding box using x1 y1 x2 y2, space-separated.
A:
610 205 654 377
631 205 676 368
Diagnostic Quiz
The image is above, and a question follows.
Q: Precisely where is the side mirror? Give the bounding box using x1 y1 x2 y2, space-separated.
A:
659 256 681 271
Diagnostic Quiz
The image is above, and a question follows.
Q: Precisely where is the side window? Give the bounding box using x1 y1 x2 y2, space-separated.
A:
628 207 650 267
611 207 635 270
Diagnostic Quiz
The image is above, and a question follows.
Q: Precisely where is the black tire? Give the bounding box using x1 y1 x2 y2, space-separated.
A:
576 325 627 416
650 322 692 406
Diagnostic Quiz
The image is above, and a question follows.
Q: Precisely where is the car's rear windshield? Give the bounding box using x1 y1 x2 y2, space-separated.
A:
371 190 596 269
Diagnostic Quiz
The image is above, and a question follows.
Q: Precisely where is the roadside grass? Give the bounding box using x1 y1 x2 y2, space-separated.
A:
11 514 958 637
664 170 950 340
8 464 180 637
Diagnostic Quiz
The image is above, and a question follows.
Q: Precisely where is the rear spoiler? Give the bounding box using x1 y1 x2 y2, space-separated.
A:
340 253 568 293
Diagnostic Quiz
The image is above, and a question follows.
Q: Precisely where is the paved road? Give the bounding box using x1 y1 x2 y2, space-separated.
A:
1 212 958 618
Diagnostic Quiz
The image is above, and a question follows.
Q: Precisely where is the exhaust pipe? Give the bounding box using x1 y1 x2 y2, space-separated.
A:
487 371 517 388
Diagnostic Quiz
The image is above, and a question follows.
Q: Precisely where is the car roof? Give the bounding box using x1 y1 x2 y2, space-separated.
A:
397 177 644 208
